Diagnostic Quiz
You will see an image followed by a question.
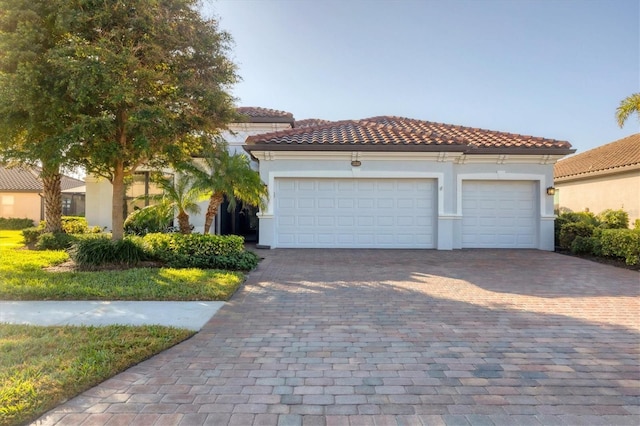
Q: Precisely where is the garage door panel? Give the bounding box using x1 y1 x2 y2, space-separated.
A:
462 181 537 248
275 178 435 248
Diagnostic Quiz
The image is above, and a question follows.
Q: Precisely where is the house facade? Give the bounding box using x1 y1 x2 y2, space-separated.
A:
245 116 574 250
84 108 574 250
554 133 640 225
0 166 85 223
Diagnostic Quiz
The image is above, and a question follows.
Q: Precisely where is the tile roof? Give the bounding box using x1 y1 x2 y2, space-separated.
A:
554 133 640 180
295 118 332 128
236 107 295 124
245 115 574 154
0 166 85 192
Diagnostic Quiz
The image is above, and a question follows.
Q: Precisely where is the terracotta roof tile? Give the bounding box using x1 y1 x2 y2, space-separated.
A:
245 115 573 154
295 118 332 128
0 166 85 192
236 107 295 124
554 133 640 179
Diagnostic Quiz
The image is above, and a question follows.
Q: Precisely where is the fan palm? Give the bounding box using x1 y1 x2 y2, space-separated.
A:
146 174 209 234
616 93 640 128
183 139 267 234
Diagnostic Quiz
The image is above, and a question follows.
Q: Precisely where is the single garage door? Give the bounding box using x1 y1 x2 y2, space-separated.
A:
275 178 436 248
462 180 537 248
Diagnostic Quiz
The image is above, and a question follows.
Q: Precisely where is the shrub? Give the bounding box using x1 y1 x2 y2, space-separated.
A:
61 216 89 234
635 219 640 229
69 236 145 267
570 236 596 255
35 232 77 250
22 227 42 245
0 217 34 230
555 211 599 247
559 222 594 250
142 233 253 269
599 228 640 265
597 209 629 229
124 204 174 236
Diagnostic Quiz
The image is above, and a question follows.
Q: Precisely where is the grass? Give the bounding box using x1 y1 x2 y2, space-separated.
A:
0 324 194 426
0 229 248 425
0 230 245 300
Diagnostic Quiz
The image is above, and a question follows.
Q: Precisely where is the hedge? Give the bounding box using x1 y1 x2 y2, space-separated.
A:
599 228 640 265
0 217 34 230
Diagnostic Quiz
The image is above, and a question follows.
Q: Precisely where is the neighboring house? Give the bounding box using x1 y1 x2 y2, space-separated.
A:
0 166 86 224
84 108 575 250
554 133 640 225
85 107 295 240
245 116 574 250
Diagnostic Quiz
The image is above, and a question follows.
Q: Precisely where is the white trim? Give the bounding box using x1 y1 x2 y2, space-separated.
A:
265 171 444 216
456 172 551 217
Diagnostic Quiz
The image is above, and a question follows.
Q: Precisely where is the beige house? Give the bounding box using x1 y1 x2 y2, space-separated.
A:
554 133 640 225
0 166 85 224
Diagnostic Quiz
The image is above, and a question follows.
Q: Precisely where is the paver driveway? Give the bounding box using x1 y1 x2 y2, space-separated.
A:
36 249 639 426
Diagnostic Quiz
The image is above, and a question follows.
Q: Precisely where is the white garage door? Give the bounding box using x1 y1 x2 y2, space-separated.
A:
275 178 436 248
462 181 537 248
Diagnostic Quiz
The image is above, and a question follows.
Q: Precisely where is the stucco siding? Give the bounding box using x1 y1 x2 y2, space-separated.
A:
0 192 41 223
556 170 640 225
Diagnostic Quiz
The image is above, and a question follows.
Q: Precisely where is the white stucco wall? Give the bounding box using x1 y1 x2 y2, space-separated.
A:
252 151 562 251
555 169 640 225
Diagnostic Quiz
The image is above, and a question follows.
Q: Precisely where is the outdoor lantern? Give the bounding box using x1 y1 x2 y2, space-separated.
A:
546 186 556 196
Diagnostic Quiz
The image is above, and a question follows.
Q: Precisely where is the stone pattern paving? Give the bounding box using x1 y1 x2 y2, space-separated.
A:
35 249 639 425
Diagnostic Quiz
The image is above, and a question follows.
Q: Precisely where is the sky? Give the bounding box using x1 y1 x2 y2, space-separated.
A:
202 0 639 155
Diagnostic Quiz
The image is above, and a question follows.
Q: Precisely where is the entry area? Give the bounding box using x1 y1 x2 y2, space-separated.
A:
274 178 436 248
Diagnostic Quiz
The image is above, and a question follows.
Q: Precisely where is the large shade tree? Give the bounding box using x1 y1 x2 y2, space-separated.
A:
46 0 239 239
0 0 73 232
182 139 267 234
616 93 640 128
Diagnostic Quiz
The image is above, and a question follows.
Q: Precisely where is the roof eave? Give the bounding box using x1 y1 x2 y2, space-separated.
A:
555 163 640 182
244 144 470 153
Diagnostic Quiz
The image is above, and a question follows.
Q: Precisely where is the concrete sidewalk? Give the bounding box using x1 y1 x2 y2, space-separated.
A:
0 301 224 330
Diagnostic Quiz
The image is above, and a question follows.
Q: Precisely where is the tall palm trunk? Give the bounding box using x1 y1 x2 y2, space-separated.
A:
41 164 62 233
203 192 224 234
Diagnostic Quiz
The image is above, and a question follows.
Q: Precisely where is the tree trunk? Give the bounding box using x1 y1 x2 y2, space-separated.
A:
177 210 191 234
41 164 62 233
111 161 126 240
203 192 224 234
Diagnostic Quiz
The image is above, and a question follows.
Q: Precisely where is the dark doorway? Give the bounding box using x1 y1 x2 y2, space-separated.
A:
219 199 258 242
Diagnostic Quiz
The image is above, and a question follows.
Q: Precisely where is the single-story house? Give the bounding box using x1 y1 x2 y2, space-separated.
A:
85 108 575 250
0 165 86 223
245 115 574 250
554 133 640 225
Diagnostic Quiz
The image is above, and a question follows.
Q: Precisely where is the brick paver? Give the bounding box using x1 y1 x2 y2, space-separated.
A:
34 249 639 425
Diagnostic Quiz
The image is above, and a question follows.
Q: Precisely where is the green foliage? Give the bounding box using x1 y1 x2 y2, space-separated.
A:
570 236 597 255
554 211 599 246
142 233 256 270
21 227 42 245
69 236 145 268
35 232 76 250
60 216 89 234
124 203 174 236
597 209 629 229
635 219 640 230
599 228 640 265
0 217 34 230
616 93 640 128
558 222 594 250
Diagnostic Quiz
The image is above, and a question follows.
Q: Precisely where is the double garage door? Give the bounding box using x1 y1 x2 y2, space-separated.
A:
273 178 538 249
275 178 436 248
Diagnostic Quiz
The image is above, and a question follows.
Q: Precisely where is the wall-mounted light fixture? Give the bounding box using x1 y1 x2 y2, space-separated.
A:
546 186 556 196
351 160 362 167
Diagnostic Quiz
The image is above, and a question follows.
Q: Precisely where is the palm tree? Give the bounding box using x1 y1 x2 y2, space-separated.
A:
147 174 209 234
616 93 640 128
183 139 268 234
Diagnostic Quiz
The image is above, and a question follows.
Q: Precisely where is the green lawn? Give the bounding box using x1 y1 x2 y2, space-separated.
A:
0 230 244 300
0 324 194 426
0 229 247 425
